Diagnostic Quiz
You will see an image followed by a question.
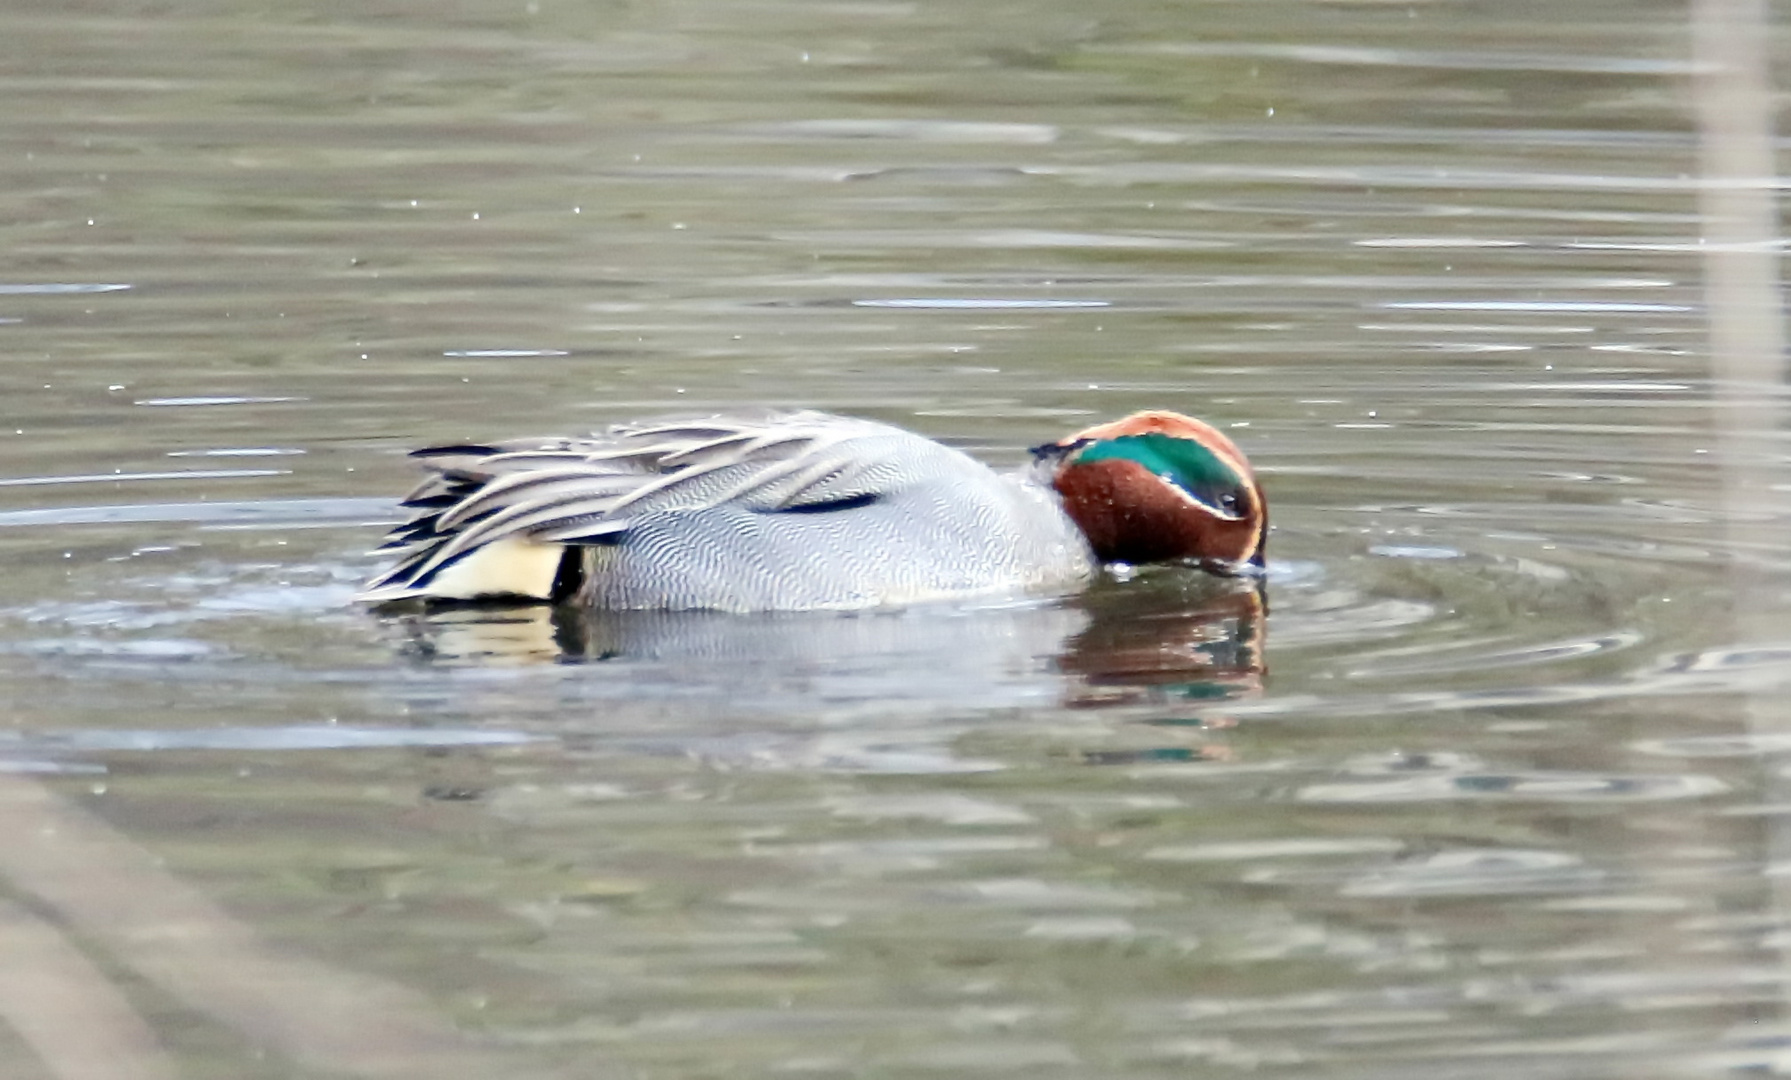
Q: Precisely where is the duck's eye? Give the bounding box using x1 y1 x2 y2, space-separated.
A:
1218 491 1241 514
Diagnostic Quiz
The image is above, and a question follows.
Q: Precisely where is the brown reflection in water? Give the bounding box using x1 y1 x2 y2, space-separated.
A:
1057 579 1266 707
1058 579 1265 767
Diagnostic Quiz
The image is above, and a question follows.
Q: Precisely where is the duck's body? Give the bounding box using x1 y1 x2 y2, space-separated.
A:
359 409 1264 612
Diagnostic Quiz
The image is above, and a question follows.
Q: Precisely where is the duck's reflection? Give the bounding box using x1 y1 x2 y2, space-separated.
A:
1056 578 1264 766
1058 576 1265 705
383 572 1265 713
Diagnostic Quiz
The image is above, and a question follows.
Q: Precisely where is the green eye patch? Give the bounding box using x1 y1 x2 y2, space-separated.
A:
1071 433 1245 507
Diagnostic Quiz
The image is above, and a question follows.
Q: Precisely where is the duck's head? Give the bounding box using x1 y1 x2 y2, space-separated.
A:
1034 410 1266 575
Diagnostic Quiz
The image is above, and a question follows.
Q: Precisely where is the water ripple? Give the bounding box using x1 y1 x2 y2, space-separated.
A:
1344 631 1645 680
0 469 291 487
1335 850 1604 899
0 497 396 528
132 396 303 407
1099 42 1701 76
0 282 131 294
1297 771 1726 804
0 725 538 753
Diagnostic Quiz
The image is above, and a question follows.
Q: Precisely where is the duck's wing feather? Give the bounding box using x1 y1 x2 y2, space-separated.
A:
357 412 897 603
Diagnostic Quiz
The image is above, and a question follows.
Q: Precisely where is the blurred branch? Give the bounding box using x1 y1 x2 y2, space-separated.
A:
0 774 609 1080
0 897 176 1080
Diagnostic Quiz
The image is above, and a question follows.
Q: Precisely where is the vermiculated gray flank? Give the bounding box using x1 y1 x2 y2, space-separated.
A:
361 411 1096 612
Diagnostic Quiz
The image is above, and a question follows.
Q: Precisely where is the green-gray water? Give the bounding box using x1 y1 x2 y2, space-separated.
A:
1 1 1788 1077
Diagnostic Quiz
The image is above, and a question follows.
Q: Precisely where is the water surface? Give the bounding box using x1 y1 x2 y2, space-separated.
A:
1 1 1788 1077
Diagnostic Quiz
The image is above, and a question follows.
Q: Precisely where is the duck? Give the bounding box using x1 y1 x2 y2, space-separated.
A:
357 409 1265 612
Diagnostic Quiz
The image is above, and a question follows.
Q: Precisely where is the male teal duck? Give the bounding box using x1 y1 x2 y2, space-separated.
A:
358 409 1265 612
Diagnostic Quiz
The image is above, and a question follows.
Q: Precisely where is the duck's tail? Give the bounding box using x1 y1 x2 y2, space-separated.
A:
357 535 577 605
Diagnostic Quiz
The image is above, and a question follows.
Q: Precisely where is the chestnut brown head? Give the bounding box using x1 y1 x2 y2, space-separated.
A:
1035 410 1266 574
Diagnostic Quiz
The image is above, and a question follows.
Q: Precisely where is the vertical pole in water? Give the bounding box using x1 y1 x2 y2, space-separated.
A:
1693 0 1787 705
1693 0 1787 598
1693 0 1786 426
1692 0 1790 1065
